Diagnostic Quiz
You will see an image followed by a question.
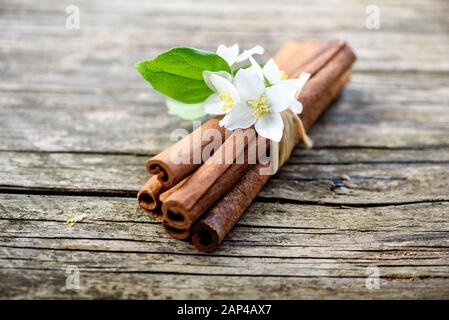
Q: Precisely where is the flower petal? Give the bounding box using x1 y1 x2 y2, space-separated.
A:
217 44 239 66
281 78 302 91
203 71 233 91
262 58 282 85
265 82 297 112
289 100 303 114
255 112 284 142
235 45 264 63
222 102 256 130
219 112 231 127
209 73 240 102
248 56 264 79
203 93 227 115
234 68 266 101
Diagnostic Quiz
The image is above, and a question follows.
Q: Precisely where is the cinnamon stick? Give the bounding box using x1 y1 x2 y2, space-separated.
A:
191 162 269 251
137 175 168 220
163 222 191 240
297 44 356 130
147 40 326 189
162 128 256 229
273 39 326 78
191 41 356 252
139 40 331 222
137 175 190 220
146 117 227 188
160 40 330 231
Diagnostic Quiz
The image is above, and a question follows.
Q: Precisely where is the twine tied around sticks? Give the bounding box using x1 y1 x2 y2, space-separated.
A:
270 72 313 175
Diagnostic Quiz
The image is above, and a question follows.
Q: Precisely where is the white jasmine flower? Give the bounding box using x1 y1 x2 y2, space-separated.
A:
202 71 241 115
249 57 288 85
249 57 304 114
216 44 264 67
221 68 301 142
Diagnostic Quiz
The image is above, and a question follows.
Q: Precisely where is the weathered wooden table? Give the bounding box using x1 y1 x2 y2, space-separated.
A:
1 0 448 299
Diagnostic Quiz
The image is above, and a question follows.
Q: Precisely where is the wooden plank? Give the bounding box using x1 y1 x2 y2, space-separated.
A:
265 163 449 205
1 194 449 253
1 149 448 205
0 0 447 32
1 31 449 73
1 0 448 74
1 269 448 299
1 73 448 153
291 147 449 164
1 194 448 298
1 0 448 300
2 269 448 299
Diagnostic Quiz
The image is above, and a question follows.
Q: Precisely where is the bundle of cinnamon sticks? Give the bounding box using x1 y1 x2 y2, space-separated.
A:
137 39 356 251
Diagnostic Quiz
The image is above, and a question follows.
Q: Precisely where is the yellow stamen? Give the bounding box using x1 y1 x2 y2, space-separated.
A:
280 70 288 80
219 92 234 111
247 94 272 120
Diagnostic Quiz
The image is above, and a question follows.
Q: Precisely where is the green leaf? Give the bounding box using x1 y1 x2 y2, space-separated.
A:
165 98 208 120
135 47 231 104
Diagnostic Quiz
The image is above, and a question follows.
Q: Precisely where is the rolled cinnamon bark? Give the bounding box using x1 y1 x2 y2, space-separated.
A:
297 44 356 130
191 42 356 252
140 41 348 220
162 128 257 229
191 162 270 251
160 40 328 231
146 117 227 188
137 175 190 220
163 222 191 240
140 41 333 222
137 175 168 220
273 39 326 77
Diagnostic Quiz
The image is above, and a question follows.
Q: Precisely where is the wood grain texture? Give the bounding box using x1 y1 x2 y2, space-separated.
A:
1 194 449 299
1 73 448 153
1 150 448 206
0 0 448 299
